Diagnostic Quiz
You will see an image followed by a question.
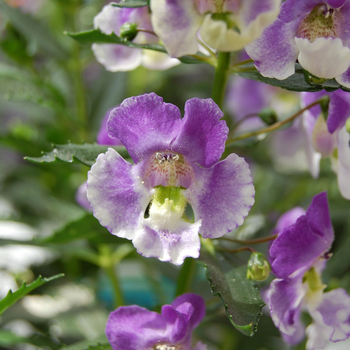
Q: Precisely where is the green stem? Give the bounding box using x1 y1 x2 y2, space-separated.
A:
212 52 231 109
99 245 124 308
175 258 197 297
226 98 325 146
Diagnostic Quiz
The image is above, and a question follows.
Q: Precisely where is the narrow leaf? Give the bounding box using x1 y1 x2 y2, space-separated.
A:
0 274 64 315
112 0 148 8
25 143 129 167
199 251 265 336
66 29 206 64
235 63 350 93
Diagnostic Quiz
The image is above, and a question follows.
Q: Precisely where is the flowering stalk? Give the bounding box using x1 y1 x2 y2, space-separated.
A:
226 97 327 146
218 234 278 245
175 257 197 297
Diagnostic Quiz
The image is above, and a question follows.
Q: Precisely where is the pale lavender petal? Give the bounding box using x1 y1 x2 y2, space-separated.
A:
336 65 350 89
171 98 228 168
245 19 300 79
150 0 202 57
87 148 150 240
295 37 350 79
270 193 332 279
274 207 306 233
301 91 325 119
132 220 202 265
75 182 92 212
308 289 350 347
186 153 255 239
108 93 183 163
193 342 208 350
92 44 143 72
327 91 350 133
337 126 350 200
267 278 306 342
141 50 180 70
278 0 322 23
326 0 347 8
97 108 122 146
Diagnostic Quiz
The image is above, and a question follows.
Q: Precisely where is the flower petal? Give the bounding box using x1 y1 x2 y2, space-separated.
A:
171 98 228 168
296 37 350 79
336 65 350 89
108 93 183 163
75 182 92 212
245 19 300 79
87 148 150 239
150 0 202 57
267 278 306 341
186 153 255 239
141 50 180 70
132 220 202 265
97 108 122 146
337 126 350 200
92 44 143 72
274 207 306 233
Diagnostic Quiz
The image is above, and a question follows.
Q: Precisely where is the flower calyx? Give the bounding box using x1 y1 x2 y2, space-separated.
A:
119 22 139 41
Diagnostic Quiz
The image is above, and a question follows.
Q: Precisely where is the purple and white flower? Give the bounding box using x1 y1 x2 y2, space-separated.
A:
92 4 179 72
300 90 350 199
150 0 281 57
106 293 207 350
268 192 350 349
246 0 350 87
87 93 255 265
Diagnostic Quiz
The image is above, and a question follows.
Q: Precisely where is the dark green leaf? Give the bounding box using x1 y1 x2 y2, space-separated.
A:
66 29 206 64
112 0 148 8
235 63 350 93
0 274 64 315
25 143 129 167
199 251 265 336
0 0 67 59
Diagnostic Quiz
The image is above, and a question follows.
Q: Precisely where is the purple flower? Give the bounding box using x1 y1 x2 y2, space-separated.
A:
150 0 281 57
92 4 179 71
300 90 350 199
87 93 255 264
246 0 350 87
267 192 350 349
105 293 207 350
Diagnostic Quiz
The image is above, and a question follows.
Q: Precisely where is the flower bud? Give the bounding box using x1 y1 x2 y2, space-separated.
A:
120 22 138 41
258 108 278 125
247 252 271 281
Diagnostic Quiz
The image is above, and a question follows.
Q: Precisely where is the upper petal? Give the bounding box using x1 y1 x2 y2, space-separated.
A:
186 153 255 239
87 148 150 239
97 108 123 146
274 207 306 233
150 0 202 57
245 19 300 79
108 93 183 163
171 98 228 168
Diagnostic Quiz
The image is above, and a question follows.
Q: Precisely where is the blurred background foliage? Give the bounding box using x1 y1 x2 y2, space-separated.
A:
0 1 350 350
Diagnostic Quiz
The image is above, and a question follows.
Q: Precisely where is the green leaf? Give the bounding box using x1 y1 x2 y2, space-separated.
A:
199 251 265 336
235 63 350 93
66 29 206 64
0 0 67 59
112 0 148 8
0 274 64 315
25 143 129 167
38 214 121 245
